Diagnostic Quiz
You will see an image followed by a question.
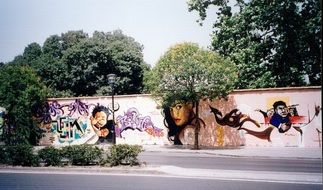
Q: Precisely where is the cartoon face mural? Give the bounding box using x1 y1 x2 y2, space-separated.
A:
212 99 321 145
90 105 110 138
270 101 292 133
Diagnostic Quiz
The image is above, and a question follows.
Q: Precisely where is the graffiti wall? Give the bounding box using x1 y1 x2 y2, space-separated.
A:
38 95 167 145
197 87 321 147
39 87 322 147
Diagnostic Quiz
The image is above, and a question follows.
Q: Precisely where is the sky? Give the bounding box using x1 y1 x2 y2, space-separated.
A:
0 0 216 66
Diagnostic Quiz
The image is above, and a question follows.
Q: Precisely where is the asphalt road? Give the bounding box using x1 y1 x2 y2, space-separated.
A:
0 172 321 190
0 149 321 189
138 151 322 173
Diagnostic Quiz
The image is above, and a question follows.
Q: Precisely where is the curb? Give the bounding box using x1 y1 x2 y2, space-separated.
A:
141 146 323 160
1 165 322 185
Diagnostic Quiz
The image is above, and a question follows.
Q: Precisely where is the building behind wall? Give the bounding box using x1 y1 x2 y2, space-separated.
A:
38 86 322 148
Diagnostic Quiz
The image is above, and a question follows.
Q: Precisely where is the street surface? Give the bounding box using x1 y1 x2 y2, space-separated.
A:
138 151 322 173
0 147 322 190
0 172 321 190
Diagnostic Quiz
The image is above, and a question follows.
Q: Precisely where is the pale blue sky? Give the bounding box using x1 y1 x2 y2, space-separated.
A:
0 0 215 66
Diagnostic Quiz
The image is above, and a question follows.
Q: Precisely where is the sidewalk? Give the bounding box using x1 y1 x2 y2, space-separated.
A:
142 145 323 160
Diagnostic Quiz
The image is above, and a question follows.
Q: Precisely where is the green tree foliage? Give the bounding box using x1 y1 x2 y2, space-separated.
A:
42 34 63 59
22 42 42 63
0 64 48 145
144 42 237 148
188 0 321 88
102 30 147 95
9 30 148 97
145 42 237 107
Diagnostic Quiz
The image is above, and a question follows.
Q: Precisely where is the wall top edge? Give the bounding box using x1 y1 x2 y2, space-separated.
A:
47 86 321 101
47 93 153 101
231 86 321 93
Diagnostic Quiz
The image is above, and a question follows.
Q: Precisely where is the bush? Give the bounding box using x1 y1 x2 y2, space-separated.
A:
0 145 10 164
5 144 39 166
62 144 103 166
38 146 63 166
108 144 143 166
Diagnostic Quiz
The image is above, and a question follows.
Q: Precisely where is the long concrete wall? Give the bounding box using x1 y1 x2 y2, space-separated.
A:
39 86 322 147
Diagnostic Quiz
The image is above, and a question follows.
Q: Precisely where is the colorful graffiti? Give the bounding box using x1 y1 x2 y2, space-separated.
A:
38 99 164 145
37 88 321 147
116 107 163 138
209 100 321 143
51 116 98 144
38 100 102 145
162 97 321 146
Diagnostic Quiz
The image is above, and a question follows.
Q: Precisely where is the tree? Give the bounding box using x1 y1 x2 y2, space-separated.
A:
187 0 321 88
103 30 147 95
7 30 148 97
22 42 42 63
42 35 63 59
59 30 147 96
0 64 49 145
144 42 237 149
61 30 88 51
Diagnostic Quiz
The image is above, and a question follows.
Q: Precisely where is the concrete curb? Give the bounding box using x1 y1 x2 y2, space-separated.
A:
158 165 323 184
142 145 323 160
1 165 322 185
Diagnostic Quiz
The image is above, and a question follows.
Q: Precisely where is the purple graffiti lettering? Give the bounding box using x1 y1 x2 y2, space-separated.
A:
49 101 64 117
116 107 163 137
35 102 52 124
67 99 89 116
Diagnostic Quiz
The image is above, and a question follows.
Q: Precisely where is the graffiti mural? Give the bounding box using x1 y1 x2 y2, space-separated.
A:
38 99 164 145
162 101 205 145
209 106 260 129
37 87 321 147
208 100 321 145
116 107 163 138
162 96 321 147
51 115 98 144
38 100 103 145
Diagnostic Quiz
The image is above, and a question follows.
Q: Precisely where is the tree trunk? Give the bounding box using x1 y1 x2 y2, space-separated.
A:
194 100 200 150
